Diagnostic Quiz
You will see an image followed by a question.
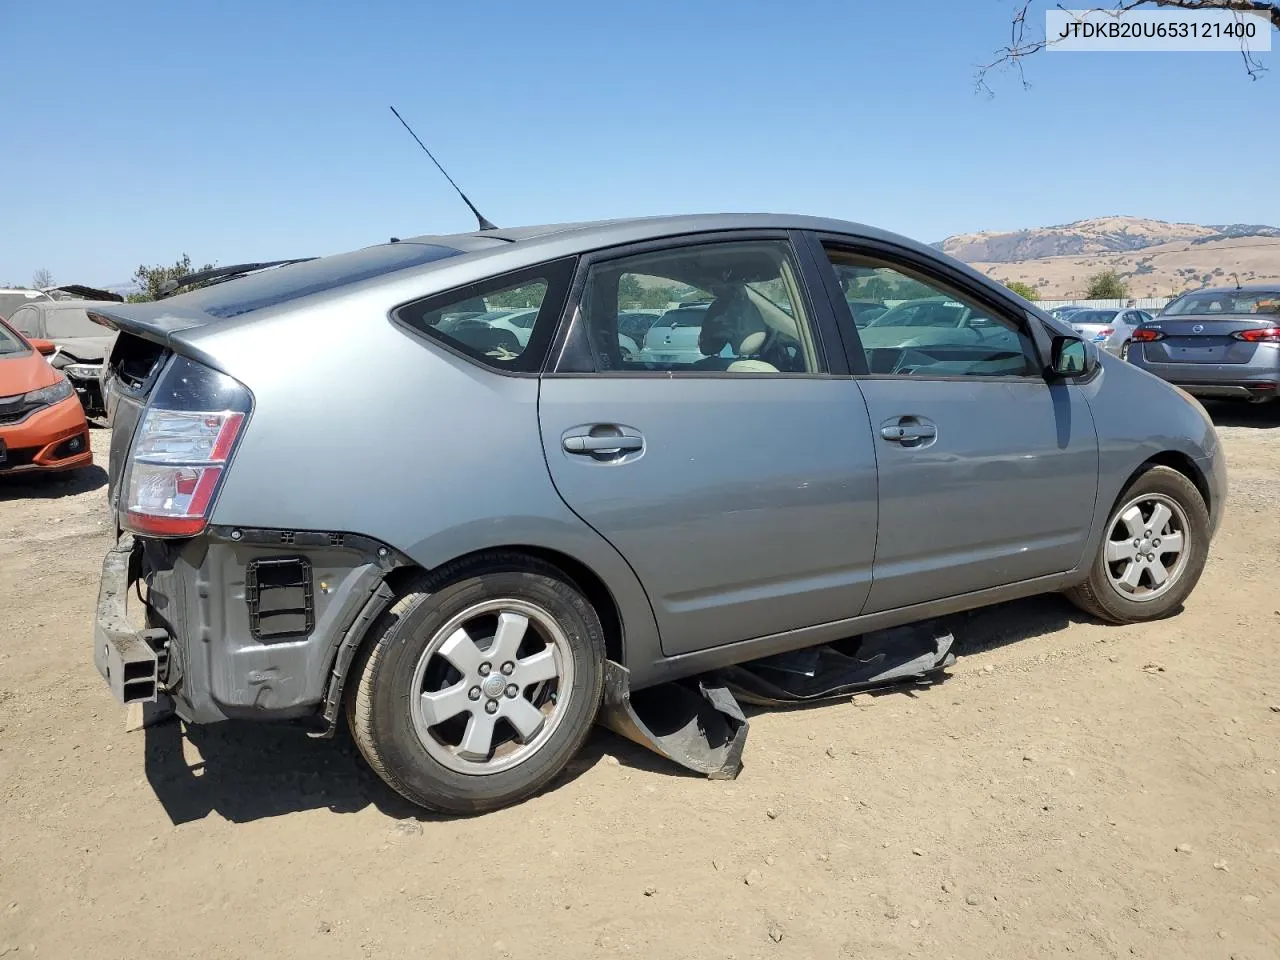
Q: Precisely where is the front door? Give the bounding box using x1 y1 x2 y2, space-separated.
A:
538 236 879 656
816 239 1099 613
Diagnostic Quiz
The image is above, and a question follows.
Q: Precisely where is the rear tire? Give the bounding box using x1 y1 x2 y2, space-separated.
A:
1065 466 1209 624
347 554 605 815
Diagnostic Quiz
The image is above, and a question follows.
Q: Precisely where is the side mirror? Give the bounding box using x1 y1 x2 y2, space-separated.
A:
29 338 57 356
1050 335 1092 378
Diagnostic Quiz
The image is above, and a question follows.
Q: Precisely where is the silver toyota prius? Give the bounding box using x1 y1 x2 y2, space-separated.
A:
89 214 1226 814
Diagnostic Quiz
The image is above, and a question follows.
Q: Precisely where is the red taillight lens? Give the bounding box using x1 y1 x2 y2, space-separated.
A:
1231 327 1280 343
1131 328 1164 342
123 357 251 538
1097 328 1114 337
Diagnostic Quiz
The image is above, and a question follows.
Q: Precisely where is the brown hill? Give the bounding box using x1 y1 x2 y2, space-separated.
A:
935 217 1280 299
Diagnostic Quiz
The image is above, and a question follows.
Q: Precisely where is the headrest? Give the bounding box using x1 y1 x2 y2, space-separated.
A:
738 330 767 355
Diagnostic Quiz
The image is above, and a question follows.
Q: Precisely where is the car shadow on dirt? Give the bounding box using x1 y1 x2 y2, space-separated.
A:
0 464 107 500
140 712 659 825
140 595 1098 824
1202 401 1279 429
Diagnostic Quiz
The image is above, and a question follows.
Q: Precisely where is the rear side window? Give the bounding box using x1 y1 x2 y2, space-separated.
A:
44 309 106 338
394 258 576 373
7 307 39 336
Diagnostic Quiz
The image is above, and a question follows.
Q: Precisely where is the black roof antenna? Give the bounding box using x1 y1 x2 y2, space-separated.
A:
389 105 497 232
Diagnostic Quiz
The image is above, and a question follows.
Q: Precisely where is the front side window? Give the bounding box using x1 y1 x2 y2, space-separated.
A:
0 319 31 356
825 247 1038 378
579 239 822 374
394 259 574 372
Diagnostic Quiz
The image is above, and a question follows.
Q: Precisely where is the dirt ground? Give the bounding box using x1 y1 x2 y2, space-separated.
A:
2 408 1278 960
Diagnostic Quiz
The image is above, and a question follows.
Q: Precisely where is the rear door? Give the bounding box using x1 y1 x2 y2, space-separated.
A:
810 234 1099 613
538 233 879 657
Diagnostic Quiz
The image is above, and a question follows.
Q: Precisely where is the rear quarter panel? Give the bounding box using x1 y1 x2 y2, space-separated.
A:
189 290 661 667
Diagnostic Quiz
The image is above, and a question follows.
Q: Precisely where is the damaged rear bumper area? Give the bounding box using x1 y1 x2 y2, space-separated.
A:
92 529 405 725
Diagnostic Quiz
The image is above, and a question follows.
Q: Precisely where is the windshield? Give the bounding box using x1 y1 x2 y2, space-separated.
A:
44 308 108 338
0 320 30 356
655 307 710 328
0 291 49 320
1162 291 1280 316
868 300 967 328
1071 310 1118 324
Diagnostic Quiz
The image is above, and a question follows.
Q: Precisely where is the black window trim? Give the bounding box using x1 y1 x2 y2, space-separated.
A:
802 231 1057 385
389 256 578 378
545 229 845 379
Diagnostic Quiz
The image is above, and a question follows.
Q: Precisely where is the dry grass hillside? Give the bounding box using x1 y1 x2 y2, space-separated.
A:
937 216 1280 299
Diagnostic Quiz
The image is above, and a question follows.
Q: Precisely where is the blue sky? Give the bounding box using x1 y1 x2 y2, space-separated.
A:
1 0 1275 286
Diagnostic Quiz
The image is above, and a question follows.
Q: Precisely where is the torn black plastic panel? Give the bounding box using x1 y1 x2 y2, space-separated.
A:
722 623 955 706
598 662 748 779
597 623 954 779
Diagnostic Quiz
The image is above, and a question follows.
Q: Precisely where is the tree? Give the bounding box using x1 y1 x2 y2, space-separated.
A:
1085 269 1129 299
1004 279 1040 300
127 254 215 302
31 267 54 289
978 2 1279 93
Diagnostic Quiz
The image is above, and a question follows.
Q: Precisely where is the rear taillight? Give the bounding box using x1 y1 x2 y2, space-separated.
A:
123 357 251 537
1097 328 1114 337
1231 327 1280 343
1131 328 1164 342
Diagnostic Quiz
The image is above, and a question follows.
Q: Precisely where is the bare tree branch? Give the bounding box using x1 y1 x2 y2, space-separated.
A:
976 0 1278 94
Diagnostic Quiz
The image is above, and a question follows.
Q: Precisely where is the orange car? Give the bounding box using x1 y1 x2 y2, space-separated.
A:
0 317 92 476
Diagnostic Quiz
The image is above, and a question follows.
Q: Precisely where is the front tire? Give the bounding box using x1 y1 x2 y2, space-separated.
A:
347 555 605 814
1065 466 1209 624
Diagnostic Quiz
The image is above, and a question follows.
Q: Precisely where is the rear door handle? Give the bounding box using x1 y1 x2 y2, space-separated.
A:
562 431 644 454
879 418 937 444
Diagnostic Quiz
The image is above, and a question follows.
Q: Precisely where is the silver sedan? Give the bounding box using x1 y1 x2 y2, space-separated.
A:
1070 308 1153 358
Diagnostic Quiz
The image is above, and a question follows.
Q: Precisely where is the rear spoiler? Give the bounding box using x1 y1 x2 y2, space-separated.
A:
48 284 126 302
157 259 316 298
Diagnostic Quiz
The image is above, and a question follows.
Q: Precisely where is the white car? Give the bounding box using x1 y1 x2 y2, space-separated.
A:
485 309 640 359
1070 308 1153 358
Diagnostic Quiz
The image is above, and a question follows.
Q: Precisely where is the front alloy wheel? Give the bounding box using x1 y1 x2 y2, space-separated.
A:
1102 494 1190 602
1066 465 1210 624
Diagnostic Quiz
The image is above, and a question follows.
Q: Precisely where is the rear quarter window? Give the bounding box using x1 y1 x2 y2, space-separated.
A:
393 258 577 373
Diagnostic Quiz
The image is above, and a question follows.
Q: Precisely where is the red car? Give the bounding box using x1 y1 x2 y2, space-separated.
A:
0 316 92 476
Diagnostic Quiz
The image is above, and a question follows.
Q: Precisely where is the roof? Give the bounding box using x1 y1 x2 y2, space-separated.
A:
1182 283 1280 295
401 213 910 250
16 299 122 312
90 213 1007 351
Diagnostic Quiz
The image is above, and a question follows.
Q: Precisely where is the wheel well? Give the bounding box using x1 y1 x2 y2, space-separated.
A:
1128 451 1211 512
382 546 625 665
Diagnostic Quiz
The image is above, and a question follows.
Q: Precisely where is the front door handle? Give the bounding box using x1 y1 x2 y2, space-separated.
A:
563 434 643 453
879 417 937 444
562 424 645 457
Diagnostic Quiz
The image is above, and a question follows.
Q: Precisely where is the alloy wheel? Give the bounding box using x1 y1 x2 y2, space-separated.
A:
409 598 573 775
1103 493 1190 602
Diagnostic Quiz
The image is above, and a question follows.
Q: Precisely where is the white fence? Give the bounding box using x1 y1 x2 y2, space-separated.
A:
1033 297 1171 311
